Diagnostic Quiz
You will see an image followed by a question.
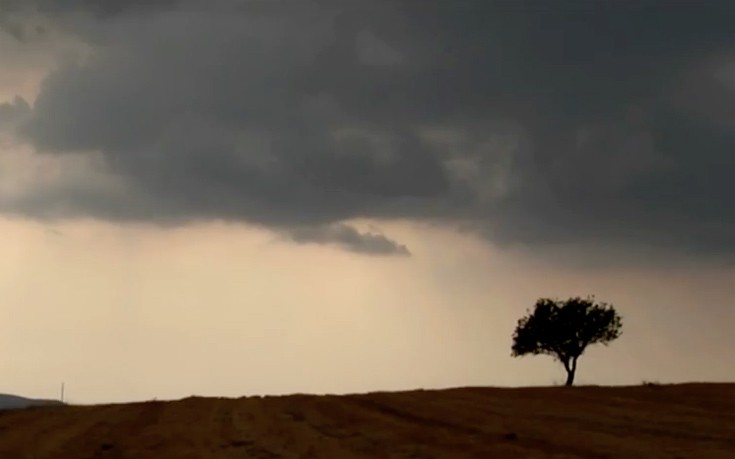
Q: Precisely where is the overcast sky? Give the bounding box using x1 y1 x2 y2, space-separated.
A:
0 0 733 404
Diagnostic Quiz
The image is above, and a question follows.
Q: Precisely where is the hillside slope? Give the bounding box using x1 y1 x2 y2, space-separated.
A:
0 383 732 458
0 394 63 410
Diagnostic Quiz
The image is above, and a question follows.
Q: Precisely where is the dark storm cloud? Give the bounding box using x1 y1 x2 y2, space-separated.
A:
0 0 179 16
4 0 735 260
0 0 181 41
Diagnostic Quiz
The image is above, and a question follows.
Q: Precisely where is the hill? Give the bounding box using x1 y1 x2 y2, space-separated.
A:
0 394 63 411
0 383 732 458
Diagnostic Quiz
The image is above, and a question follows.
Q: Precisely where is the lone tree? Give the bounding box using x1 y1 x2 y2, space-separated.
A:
511 296 622 386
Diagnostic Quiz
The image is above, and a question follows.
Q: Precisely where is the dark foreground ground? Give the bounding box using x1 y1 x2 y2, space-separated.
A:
0 383 732 458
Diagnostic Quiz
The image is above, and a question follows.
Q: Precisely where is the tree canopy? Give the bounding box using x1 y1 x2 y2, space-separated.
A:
511 296 622 386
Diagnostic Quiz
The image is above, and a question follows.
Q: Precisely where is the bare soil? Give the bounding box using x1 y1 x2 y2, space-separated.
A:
0 383 732 458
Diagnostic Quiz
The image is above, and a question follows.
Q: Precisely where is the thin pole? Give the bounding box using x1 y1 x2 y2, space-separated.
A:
61 382 65 403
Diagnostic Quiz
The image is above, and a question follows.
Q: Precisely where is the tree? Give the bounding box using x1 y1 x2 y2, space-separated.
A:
511 296 622 386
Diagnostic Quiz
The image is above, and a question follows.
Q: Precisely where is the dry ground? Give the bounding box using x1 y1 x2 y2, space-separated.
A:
0 383 732 458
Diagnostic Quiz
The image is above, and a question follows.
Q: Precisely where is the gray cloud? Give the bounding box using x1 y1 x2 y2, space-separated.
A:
3 0 734 261
0 96 30 131
289 224 409 256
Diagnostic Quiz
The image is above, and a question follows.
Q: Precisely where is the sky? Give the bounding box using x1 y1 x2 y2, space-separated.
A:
0 0 733 404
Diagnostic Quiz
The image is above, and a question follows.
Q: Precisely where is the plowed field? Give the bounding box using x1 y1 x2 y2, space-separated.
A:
0 383 732 458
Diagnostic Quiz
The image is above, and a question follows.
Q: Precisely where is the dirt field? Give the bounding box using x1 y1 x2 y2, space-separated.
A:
0 383 732 458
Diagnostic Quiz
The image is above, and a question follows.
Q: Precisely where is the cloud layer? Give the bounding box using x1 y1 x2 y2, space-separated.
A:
1 1 733 259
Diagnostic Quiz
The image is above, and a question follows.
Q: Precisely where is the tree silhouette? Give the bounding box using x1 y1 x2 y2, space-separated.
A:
511 296 622 386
